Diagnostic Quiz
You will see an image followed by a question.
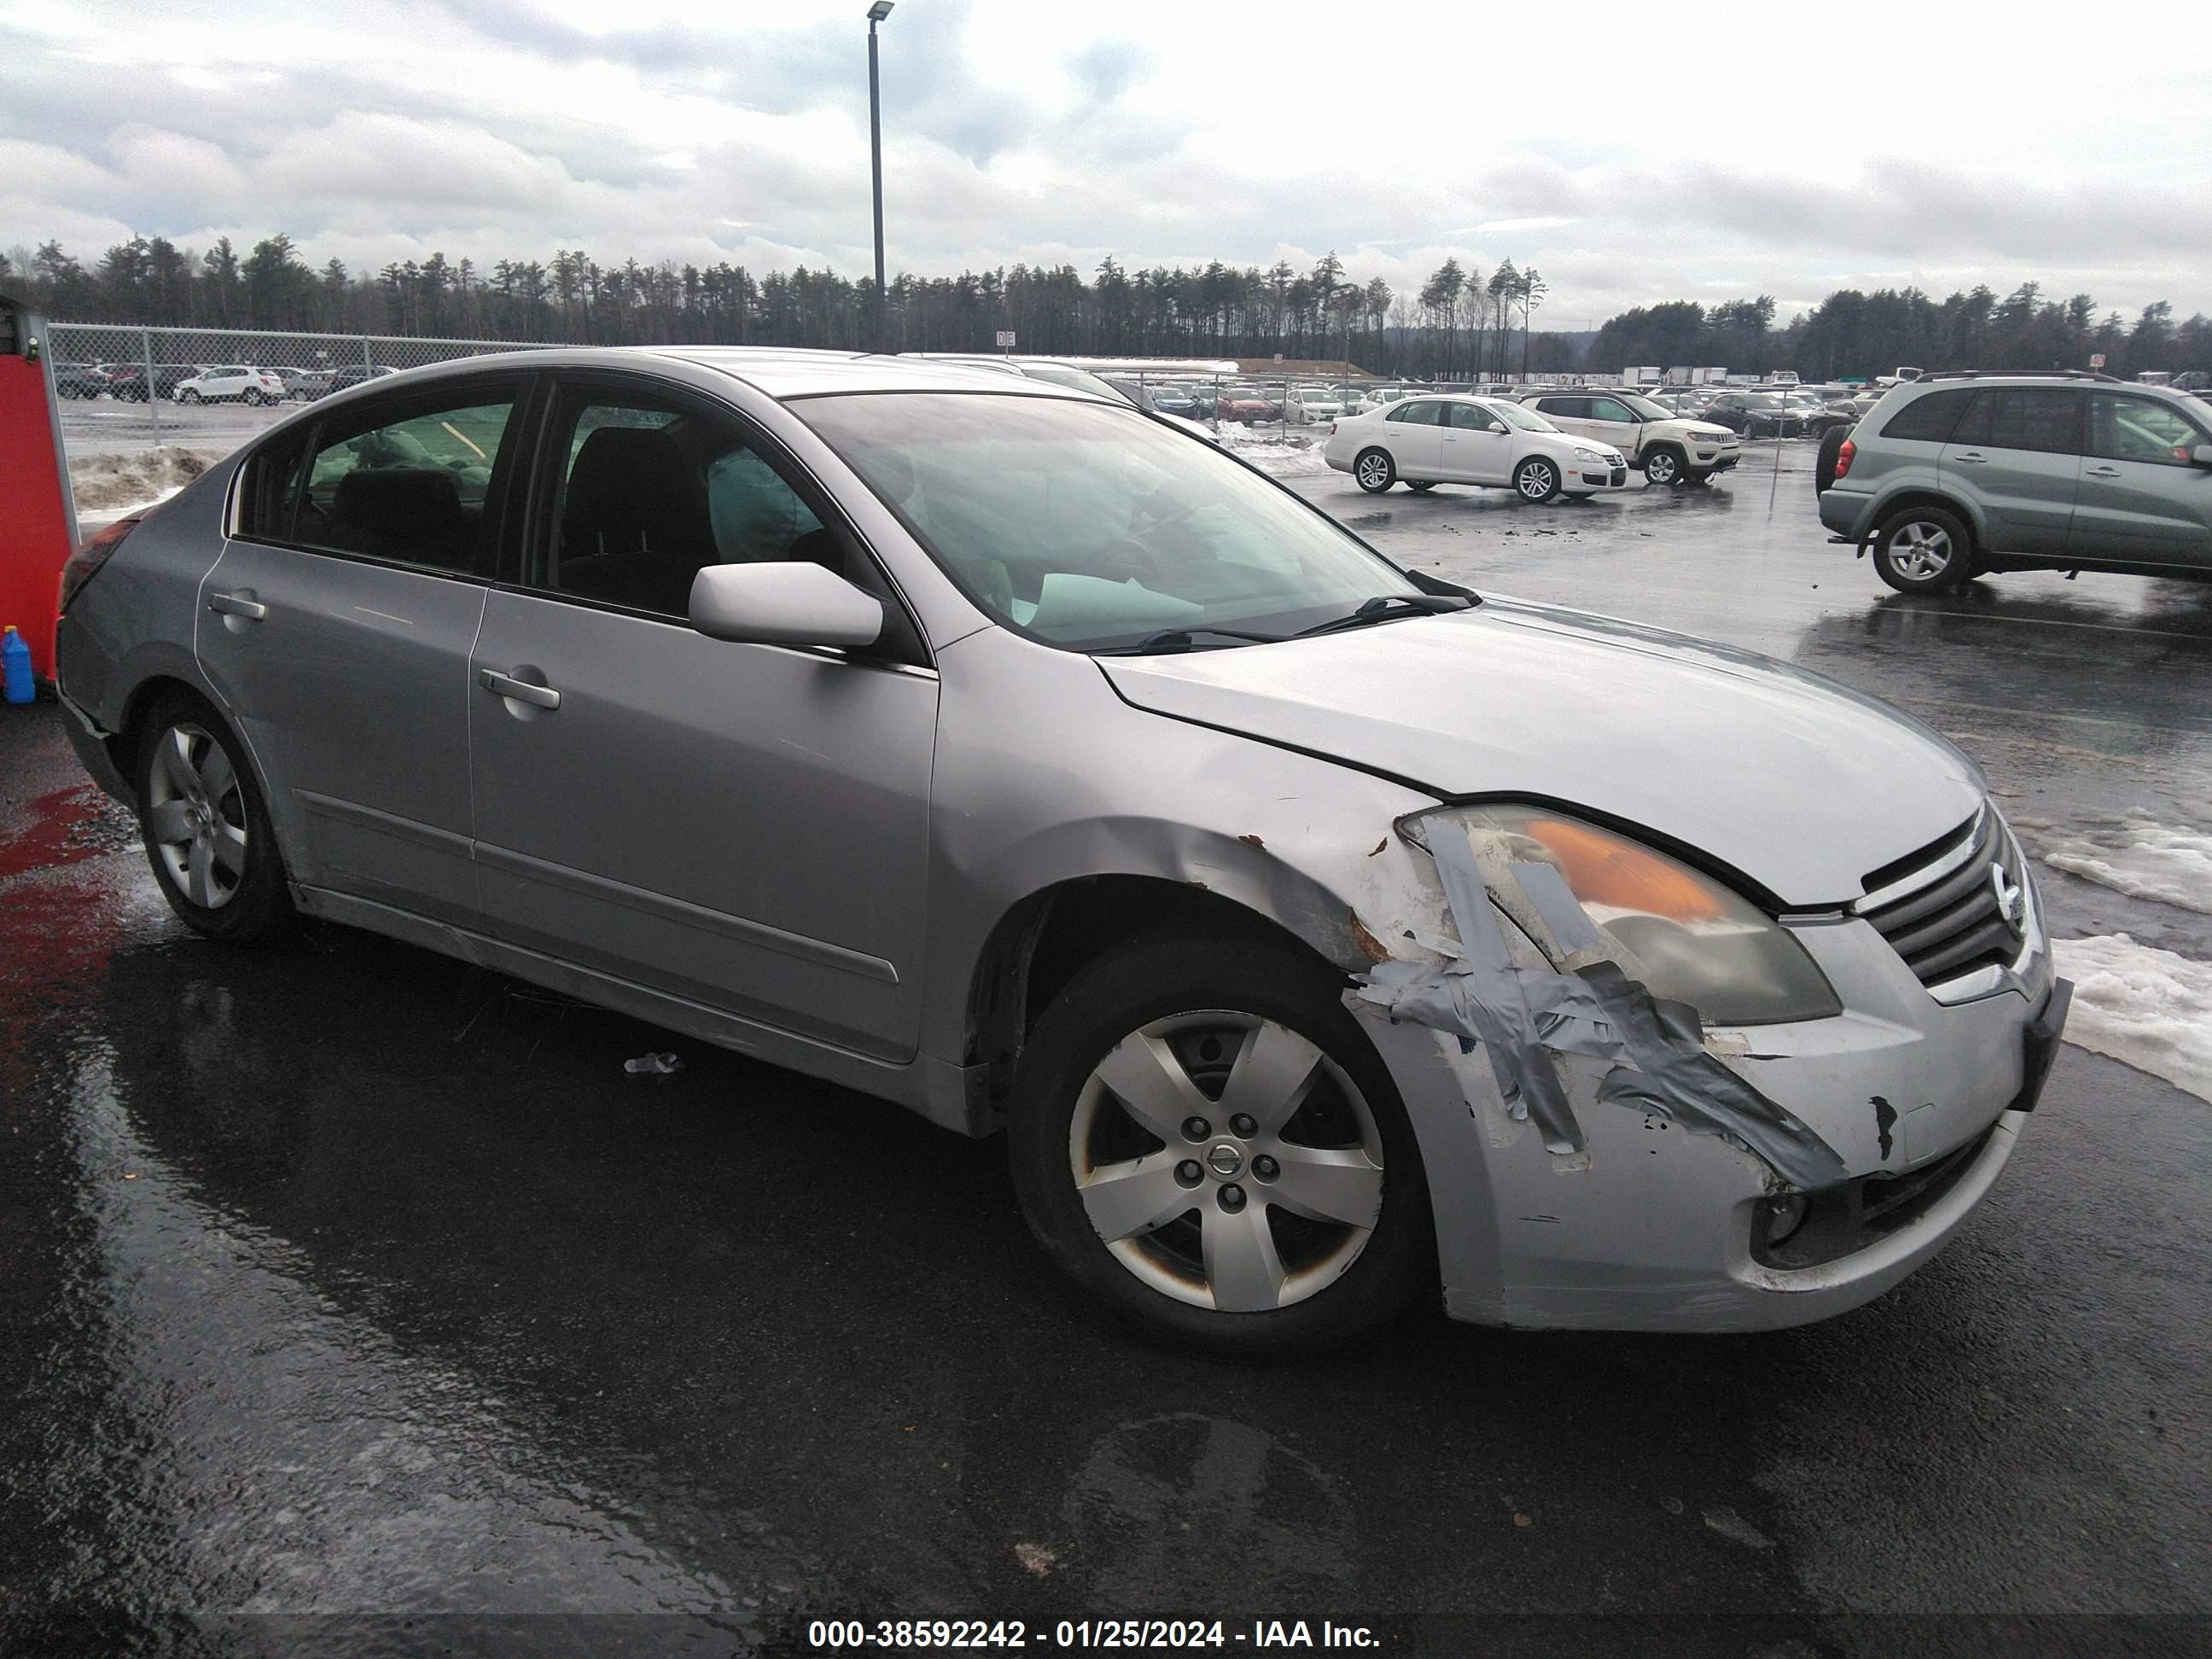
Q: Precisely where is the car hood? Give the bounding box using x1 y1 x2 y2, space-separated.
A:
1097 597 1984 907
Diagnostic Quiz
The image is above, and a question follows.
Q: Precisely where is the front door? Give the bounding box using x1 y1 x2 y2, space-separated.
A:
467 376 940 1062
195 378 525 925
1939 387 2082 555
1440 402 1516 482
2073 392 2212 570
1580 395 1644 458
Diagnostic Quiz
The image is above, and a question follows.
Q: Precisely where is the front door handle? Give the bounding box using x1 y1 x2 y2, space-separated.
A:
479 668 562 710
207 591 268 620
2085 465 2122 479
1953 451 1988 464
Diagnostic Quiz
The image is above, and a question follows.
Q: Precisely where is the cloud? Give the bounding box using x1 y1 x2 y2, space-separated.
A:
0 0 2207 323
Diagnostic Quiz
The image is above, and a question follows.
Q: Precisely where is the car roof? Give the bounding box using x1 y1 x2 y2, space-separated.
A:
364 345 1086 404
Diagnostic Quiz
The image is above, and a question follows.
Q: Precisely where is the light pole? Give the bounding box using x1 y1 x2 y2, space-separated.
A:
867 2 894 353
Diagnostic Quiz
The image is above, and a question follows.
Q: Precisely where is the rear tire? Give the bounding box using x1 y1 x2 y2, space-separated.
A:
132 690 295 943
1353 448 1397 493
1009 932 1434 1356
1514 457 1560 503
1871 505 1972 594
1406 480 1436 493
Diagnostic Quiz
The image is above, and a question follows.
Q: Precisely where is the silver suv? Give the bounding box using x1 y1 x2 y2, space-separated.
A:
1818 371 2212 592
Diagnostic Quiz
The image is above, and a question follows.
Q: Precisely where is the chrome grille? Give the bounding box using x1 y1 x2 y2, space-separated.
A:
1856 807 2027 988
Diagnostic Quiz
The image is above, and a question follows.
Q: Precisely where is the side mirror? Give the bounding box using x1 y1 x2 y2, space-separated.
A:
689 561 883 649
2194 445 2212 469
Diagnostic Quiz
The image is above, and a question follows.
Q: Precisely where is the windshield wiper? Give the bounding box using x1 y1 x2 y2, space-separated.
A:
1291 592 1475 638
1096 626 1289 655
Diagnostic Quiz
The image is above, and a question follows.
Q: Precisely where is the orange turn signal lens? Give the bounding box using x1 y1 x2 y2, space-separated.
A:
1518 816 1729 923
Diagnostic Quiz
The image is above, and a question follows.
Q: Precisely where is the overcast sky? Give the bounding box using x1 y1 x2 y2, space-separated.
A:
3 0 2208 325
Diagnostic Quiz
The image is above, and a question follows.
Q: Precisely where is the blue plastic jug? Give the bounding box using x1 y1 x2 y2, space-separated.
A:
2 626 33 704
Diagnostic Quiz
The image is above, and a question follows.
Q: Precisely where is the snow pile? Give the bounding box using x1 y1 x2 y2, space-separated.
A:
2040 818 2212 917
69 446 220 513
1214 424 1331 478
2053 933 2212 1103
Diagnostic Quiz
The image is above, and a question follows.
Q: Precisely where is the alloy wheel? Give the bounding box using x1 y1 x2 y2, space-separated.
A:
1068 1011 1383 1313
1517 461 1556 500
1355 451 1393 491
145 723 249 909
1889 521 1954 579
1645 450 1679 486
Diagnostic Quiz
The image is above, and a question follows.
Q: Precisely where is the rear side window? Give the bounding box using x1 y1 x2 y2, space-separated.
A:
239 428 311 539
1535 397 1586 419
1877 387 1974 444
1950 388 2081 455
291 387 521 573
1389 401 1445 426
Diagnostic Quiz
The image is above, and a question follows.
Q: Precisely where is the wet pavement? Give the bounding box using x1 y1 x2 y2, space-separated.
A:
4 442 2209 1655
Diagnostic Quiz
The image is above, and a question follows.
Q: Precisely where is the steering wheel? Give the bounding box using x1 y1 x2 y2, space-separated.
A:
1081 538 1161 580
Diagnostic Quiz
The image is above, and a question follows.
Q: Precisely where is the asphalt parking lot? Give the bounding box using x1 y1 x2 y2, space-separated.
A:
3 442 2208 1656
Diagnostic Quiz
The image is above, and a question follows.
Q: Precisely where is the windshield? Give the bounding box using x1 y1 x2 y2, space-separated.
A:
796 393 1423 650
1489 400 1557 432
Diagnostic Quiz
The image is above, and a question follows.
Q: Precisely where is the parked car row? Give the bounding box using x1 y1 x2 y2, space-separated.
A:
49 361 402 405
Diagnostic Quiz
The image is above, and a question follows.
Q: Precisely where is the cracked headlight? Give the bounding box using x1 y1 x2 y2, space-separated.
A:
1406 805 1842 1025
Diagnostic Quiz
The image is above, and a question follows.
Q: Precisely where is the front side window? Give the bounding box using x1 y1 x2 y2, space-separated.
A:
2089 395 2206 467
1490 401 1559 433
795 393 1421 650
533 393 827 617
285 386 520 571
1447 403 1501 431
1586 398 1637 423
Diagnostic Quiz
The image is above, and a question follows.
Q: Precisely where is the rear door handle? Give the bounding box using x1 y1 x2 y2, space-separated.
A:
2085 465 2122 479
207 591 268 620
478 668 562 710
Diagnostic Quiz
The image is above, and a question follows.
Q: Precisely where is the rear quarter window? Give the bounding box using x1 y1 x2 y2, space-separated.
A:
1877 387 1975 444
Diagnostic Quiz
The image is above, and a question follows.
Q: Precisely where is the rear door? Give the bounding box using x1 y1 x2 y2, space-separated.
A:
1939 387 2082 555
1381 399 1447 477
196 376 526 924
2073 393 2212 569
466 374 940 1061
1531 395 1593 439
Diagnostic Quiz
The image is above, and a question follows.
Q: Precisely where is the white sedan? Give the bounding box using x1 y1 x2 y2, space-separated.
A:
1323 393 1627 503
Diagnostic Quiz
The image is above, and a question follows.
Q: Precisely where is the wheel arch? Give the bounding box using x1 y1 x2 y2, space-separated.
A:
1869 486 1985 550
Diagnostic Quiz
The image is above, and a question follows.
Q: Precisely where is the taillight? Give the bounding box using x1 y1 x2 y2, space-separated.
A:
60 514 146 612
1832 439 1855 481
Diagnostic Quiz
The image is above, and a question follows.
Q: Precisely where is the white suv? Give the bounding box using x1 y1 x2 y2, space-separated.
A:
173 365 288 406
1518 389 1740 486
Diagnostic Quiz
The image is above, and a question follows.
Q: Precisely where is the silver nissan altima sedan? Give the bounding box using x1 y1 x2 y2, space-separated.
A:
55 346 2071 1354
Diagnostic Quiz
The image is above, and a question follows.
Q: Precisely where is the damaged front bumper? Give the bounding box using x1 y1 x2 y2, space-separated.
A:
1349 826 2068 1333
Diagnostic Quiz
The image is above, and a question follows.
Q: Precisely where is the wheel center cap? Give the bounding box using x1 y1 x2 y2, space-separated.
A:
1206 1142 1244 1179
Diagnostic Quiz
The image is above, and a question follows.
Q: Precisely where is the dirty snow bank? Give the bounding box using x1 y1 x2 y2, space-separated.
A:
1214 424 1331 478
2040 818 2212 917
2053 934 2212 1103
69 446 220 512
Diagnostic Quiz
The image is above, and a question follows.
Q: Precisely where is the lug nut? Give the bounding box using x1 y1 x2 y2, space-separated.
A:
1181 1116 1211 1141
1252 1155 1278 1181
1230 1113 1258 1138
1175 1160 1203 1188
1218 1184 1246 1213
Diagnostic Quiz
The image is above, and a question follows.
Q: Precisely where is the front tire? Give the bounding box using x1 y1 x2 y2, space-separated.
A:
1353 448 1397 493
179 388 201 405
1514 457 1560 503
1871 505 1972 594
1009 933 1433 1356
1642 445 1684 487
133 690 294 942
